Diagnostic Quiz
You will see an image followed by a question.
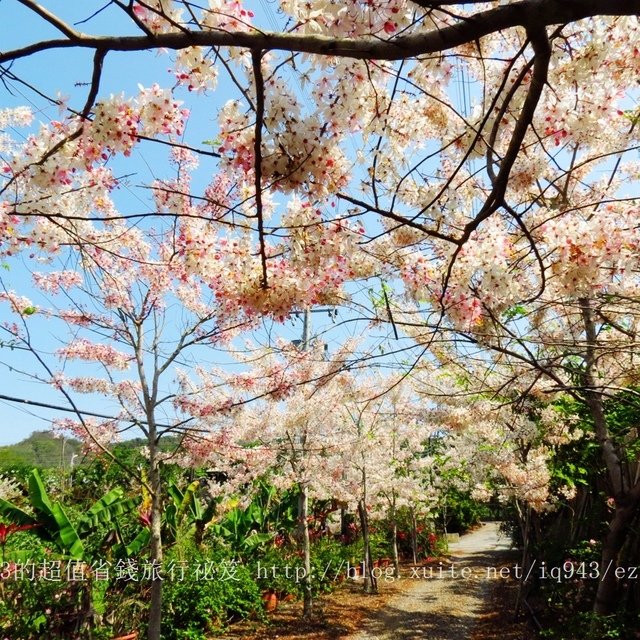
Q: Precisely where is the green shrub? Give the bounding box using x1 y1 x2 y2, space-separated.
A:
440 486 491 533
539 611 640 640
0 560 97 639
252 536 354 599
252 543 301 597
309 537 352 594
162 547 264 639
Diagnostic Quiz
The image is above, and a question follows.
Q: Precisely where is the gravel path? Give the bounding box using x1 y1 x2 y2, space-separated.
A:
348 522 517 640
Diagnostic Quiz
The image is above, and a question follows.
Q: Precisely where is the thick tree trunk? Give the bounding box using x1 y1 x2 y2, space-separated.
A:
594 499 640 614
579 299 640 618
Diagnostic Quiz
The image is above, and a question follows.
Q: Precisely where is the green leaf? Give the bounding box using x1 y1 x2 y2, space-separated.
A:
91 580 109 616
622 108 640 125
240 532 273 552
208 523 232 538
50 503 84 559
32 614 47 632
167 483 184 506
502 304 527 321
86 487 125 514
28 469 84 558
28 469 53 513
1 548 38 563
125 527 151 557
79 491 139 533
177 480 202 523
164 503 178 540
0 497 37 526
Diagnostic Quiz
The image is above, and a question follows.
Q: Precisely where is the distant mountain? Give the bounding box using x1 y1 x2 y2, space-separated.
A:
0 430 83 469
0 432 183 469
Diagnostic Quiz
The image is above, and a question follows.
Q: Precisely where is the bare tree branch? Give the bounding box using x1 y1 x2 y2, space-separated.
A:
2 1 638 64
252 49 268 289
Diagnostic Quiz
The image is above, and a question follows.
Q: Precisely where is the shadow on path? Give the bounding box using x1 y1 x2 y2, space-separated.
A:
348 522 519 640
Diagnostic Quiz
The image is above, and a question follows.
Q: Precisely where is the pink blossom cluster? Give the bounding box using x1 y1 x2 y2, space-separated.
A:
174 48 219 92
53 417 120 454
174 227 351 320
217 77 350 198
131 0 184 34
56 339 131 370
5 85 185 195
32 270 83 294
0 107 33 159
0 291 36 316
201 0 255 32
281 0 411 38
542 207 640 296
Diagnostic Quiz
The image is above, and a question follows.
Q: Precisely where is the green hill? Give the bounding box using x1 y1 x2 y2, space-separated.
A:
0 431 83 469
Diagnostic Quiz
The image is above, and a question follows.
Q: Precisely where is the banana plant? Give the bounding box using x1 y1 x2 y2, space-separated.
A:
209 482 300 555
164 479 204 545
0 469 139 561
209 504 272 554
120 478 214 554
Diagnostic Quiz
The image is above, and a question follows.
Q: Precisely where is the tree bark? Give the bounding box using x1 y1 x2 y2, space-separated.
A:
148 443 163 640
594 500 640 615
390 495 400 578
6 0 640 64
410 507 418 565
298 485 313 619
579 299 640 617
358 498 377 594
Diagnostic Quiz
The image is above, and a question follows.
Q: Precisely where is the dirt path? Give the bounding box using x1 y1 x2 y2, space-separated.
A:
347 522 518 640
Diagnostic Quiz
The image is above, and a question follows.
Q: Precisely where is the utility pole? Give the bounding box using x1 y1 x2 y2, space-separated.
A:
301 308 310 350
292 307 335 349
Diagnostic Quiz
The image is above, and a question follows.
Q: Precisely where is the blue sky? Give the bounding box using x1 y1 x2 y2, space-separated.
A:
0 2 245 444
0 1 433 446
0 3 170 443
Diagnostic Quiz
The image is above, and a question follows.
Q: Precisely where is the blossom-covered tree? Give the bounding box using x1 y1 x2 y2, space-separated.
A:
175 340 362 617
338 375 437 587
0 187 251 638
2 1 639 322
404 290 640 617
3 0 640 632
